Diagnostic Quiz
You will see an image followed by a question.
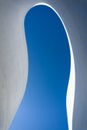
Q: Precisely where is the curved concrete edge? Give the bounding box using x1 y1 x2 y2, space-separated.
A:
25 3 75 130
1 0 87 130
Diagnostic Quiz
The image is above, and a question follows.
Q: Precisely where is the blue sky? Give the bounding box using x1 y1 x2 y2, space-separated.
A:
10 4 70 130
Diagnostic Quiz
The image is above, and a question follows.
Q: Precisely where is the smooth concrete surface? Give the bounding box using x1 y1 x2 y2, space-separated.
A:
0 0 87 130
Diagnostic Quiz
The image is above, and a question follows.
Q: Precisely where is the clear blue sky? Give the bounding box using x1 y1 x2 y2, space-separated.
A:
10 4 70 130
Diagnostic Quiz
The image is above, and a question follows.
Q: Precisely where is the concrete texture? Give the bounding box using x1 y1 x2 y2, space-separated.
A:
0 0 87 130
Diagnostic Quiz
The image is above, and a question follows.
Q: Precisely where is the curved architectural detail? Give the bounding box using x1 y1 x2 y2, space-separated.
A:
25 3 74 130
0 0 86 130
27 3 75 130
